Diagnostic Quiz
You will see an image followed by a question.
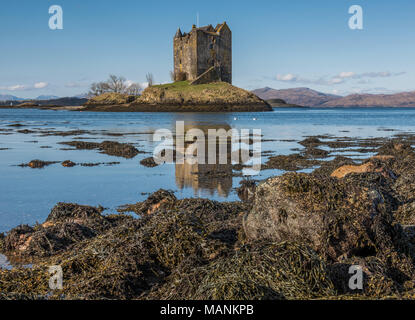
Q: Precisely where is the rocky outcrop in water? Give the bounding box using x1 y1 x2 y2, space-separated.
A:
84 82 272 112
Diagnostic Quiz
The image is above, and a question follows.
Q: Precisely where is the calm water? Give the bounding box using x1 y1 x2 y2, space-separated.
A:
1 107 415 232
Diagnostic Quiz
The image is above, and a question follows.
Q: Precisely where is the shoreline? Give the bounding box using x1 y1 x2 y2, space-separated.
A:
4 105 415 112
82 102 273 112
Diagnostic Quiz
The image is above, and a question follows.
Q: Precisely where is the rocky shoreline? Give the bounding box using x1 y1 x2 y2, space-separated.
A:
82 102 272 112
2 136 415 299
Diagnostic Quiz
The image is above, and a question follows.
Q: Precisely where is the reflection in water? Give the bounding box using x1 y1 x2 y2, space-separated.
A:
0 254 12 270
175 123 233 197
0 253 32 270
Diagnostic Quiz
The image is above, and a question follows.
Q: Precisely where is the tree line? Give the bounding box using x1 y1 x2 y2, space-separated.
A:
89 74 154 96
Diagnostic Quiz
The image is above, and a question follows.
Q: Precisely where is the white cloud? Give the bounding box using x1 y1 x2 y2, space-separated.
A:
34 82 48 89
329 78 344 84
7 85 27 91
276 73 298 81
0 82 49 91
338 72 355 78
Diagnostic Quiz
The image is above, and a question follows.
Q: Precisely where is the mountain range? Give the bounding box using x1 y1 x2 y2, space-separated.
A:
0 94 88 102
252 87 415 107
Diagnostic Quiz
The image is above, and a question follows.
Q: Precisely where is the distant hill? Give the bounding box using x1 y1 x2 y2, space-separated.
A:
35 95 60 100
252 87 415 107
0 97 88 107
0 95 24 102
321 91 415 107
252 87 341 107
35 97 88 106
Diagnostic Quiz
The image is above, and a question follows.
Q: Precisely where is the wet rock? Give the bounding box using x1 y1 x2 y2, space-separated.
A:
3 203 115 257
3 225 34 253
79 161 120 167
59 140 142 159
331 155 397 179
303 147 330 159
7 123 25 127
46 202 104 224
299 137 324 148
99 141 141 158
61 160 76 167
18 160 59 169
140 157 158 167
312 156 356 178
17 129 37 134
118 189 177 215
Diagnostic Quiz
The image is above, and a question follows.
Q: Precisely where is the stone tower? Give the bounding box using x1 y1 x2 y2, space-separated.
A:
173 22 232 84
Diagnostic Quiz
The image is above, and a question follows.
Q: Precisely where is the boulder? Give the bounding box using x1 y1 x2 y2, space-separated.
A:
244 172 399 261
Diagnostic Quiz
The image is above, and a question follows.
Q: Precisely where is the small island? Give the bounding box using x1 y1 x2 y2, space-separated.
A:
84 81 272 112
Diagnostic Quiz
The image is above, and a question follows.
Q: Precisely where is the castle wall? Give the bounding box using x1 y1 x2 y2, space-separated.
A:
174 23 232 84
215 27 232 84
173 33 197 81
196 31 215 77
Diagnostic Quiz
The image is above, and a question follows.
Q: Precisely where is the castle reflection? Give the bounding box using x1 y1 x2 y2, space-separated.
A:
175 123 233 197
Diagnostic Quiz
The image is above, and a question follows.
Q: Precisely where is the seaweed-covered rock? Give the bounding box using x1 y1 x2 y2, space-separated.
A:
61 160 76 167
244 172 399 261
3 203 120 258
148 242 335 300
59 140 141 159
264 154 319 171
18 160 59 169
118 189 177 215
46 202 104 224
140 157 158 167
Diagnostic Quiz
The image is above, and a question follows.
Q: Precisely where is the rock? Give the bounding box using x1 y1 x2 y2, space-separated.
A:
59 140 141 159
3 203 114 257
331 157 396 179
19 160 59 169
61 160 76 167
244 172 400 261
118 189 177 216
331 162 375 178
140 157 158 167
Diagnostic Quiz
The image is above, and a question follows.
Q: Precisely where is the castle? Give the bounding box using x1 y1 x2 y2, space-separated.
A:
173 22 232 84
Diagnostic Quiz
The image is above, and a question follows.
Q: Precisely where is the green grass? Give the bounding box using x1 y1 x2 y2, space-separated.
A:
151 81 231 92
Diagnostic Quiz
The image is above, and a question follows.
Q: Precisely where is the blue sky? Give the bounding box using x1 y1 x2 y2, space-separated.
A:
0 0 414 98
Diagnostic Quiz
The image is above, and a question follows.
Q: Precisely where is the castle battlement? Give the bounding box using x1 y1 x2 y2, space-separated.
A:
173 22 232 84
